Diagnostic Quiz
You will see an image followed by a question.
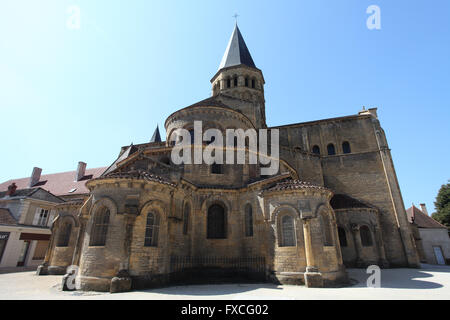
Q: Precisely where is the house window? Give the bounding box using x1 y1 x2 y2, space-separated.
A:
244 204 253 237
89 208 110 246
338 227 347 247
144 212 160 247
37 209 49 226
342 141 351 154
207 204 226 239
251 79 255 88
211 163 222 174
234 77 238 87
327 143 336 155
227 78 231 88
312 145 320 155
360 225 373 247
245 78 249 87
280 215 295 247
183 203 190 235
57 222 72 247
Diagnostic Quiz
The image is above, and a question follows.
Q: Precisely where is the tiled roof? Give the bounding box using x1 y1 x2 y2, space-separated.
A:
0 167 107 197
330 194 372 210
406 205 447 229
264 179 329 192
0 208 17 226
0 188 38 199
96 169 175 187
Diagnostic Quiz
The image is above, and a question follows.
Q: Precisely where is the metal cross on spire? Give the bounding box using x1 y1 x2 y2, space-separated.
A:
233 13 239 24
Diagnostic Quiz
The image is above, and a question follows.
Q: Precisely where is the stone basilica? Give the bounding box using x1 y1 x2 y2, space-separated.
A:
39 25 420 292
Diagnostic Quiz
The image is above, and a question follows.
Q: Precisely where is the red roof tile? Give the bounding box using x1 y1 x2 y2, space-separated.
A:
406 205 447 229
0 167 107 197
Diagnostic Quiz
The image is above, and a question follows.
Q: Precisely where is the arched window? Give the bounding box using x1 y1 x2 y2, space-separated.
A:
327 143 336 155
319 209 333 246
57 221 72 247
342 141 351 154
90 208 110 246
233 76 238 87
244 204 253 237
211 163 222 174
360 225 373 247
312 145 320 155
183 203 190 235
251 79 255 88
338 227 347 247
245 78 249 87
280 215 295 247
226 78 231 88
207 204 226 239
144 212 160 247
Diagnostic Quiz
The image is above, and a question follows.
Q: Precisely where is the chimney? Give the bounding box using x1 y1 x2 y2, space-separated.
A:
29 167 42 187
76 162 87 181
6 183 17 196
420 203 429 215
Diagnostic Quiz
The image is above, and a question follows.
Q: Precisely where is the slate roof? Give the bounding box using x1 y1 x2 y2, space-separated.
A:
0 167 106 197
150 126 162 143
0 208 17 226
406 205 447 229
218 24 256 70
330 194 372 210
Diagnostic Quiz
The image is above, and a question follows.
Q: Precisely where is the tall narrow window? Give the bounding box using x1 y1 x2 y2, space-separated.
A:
207 204 226 239
183 203 190 235
327 143 336 155
233 77 238 87
280 215 295 247
144 212 160 247
251 79 255 88
37 209 49 226
360 225 373 247
90 208 110 246
245 78 249 87
244 204 253 237
57 222 72 247
312 145 320 155
342 141 351 154
227 78 231 88
338 227 347 247
188 129 195 144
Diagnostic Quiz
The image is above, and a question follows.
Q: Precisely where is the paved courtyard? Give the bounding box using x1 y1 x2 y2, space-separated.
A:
0 264 449 300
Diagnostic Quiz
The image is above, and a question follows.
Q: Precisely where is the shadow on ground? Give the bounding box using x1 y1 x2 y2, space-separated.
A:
348 265 449 290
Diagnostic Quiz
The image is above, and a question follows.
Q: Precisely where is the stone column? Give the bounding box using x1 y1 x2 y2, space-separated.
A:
302 217 323 287
351 224 364 267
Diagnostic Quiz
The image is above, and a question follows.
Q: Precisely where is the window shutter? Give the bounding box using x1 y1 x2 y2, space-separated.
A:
47 210 56 227
32 208 41 226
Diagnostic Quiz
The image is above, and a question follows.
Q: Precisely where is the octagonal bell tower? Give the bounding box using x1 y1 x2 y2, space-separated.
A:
210 24 267 128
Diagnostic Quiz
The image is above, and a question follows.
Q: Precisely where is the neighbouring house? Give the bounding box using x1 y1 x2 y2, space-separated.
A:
407 203 450 265
0 163 106 269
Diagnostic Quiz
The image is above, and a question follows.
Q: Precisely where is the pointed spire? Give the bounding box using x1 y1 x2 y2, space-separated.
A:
150 125 161 143
218 24 256 70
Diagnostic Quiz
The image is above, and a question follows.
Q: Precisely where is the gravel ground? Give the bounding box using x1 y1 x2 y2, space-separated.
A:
0 264 449 300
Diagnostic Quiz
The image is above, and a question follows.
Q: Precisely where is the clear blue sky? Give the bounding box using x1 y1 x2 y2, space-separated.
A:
1 0 449 214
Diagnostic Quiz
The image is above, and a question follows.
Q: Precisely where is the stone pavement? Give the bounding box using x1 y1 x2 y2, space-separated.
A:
0 264 449 300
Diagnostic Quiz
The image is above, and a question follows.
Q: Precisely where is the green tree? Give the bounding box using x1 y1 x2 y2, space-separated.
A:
431 181 450 228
